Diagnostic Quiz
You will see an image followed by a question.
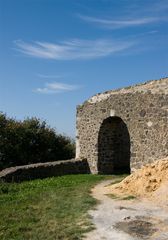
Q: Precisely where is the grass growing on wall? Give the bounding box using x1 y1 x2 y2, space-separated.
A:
0 174 108 240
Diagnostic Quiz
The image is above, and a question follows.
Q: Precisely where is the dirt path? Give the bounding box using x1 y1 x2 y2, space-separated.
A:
85 179 168 240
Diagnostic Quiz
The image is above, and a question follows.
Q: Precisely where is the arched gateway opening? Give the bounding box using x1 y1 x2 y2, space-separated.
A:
98 116 130 174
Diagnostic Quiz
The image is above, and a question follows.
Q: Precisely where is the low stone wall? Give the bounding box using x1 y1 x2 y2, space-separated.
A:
0 159 90 182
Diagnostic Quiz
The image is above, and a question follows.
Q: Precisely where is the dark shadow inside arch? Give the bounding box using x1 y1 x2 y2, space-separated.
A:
98 116 130 174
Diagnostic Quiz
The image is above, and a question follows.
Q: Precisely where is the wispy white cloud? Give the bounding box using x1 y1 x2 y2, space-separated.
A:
14 39 135 60
78 0 168 30
78 14 164 29
34 82 80 94
37 74 63 79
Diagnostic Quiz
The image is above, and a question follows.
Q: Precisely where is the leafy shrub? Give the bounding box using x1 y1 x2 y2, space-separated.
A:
0 113 75 170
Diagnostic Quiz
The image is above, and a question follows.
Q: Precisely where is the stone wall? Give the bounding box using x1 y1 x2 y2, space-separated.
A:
1 78 167 180
0 159 89 182
76 78 168 173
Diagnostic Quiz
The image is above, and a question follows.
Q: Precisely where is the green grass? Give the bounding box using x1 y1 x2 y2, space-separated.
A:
0 174 109 240
106 193 119 199
106 175 136 201
106 174 128 186
107 193 136 201
121 195 136 200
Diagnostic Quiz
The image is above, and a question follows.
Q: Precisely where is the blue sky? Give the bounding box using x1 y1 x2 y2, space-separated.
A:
0 0 168 137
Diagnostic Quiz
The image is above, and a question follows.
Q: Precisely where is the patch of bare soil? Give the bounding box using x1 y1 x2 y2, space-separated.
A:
108 158 168 207
85 177 168 240
115 218 157 239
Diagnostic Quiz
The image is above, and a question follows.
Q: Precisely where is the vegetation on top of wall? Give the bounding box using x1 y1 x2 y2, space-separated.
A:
0 112 75 170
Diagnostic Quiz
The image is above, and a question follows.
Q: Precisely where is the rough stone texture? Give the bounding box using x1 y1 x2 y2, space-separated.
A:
76 77 168 174
0 159 89 182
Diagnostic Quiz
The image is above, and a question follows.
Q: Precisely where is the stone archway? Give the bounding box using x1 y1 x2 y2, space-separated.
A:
98 116 130 174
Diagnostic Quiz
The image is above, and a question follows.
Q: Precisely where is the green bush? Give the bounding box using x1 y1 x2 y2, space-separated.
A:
0 113 75 170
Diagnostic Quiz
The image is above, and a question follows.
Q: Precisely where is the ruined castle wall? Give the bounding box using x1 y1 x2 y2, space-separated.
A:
76 91 168 173
0 159 90 182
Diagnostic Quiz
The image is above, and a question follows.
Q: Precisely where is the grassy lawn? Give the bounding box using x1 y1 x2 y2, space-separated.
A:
0 174 110 240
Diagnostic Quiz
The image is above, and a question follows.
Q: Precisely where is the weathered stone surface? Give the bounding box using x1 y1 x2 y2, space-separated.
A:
76 77 168 173
0 159 89 182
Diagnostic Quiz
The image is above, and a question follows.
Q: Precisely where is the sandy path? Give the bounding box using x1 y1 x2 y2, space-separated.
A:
84 179 168 240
